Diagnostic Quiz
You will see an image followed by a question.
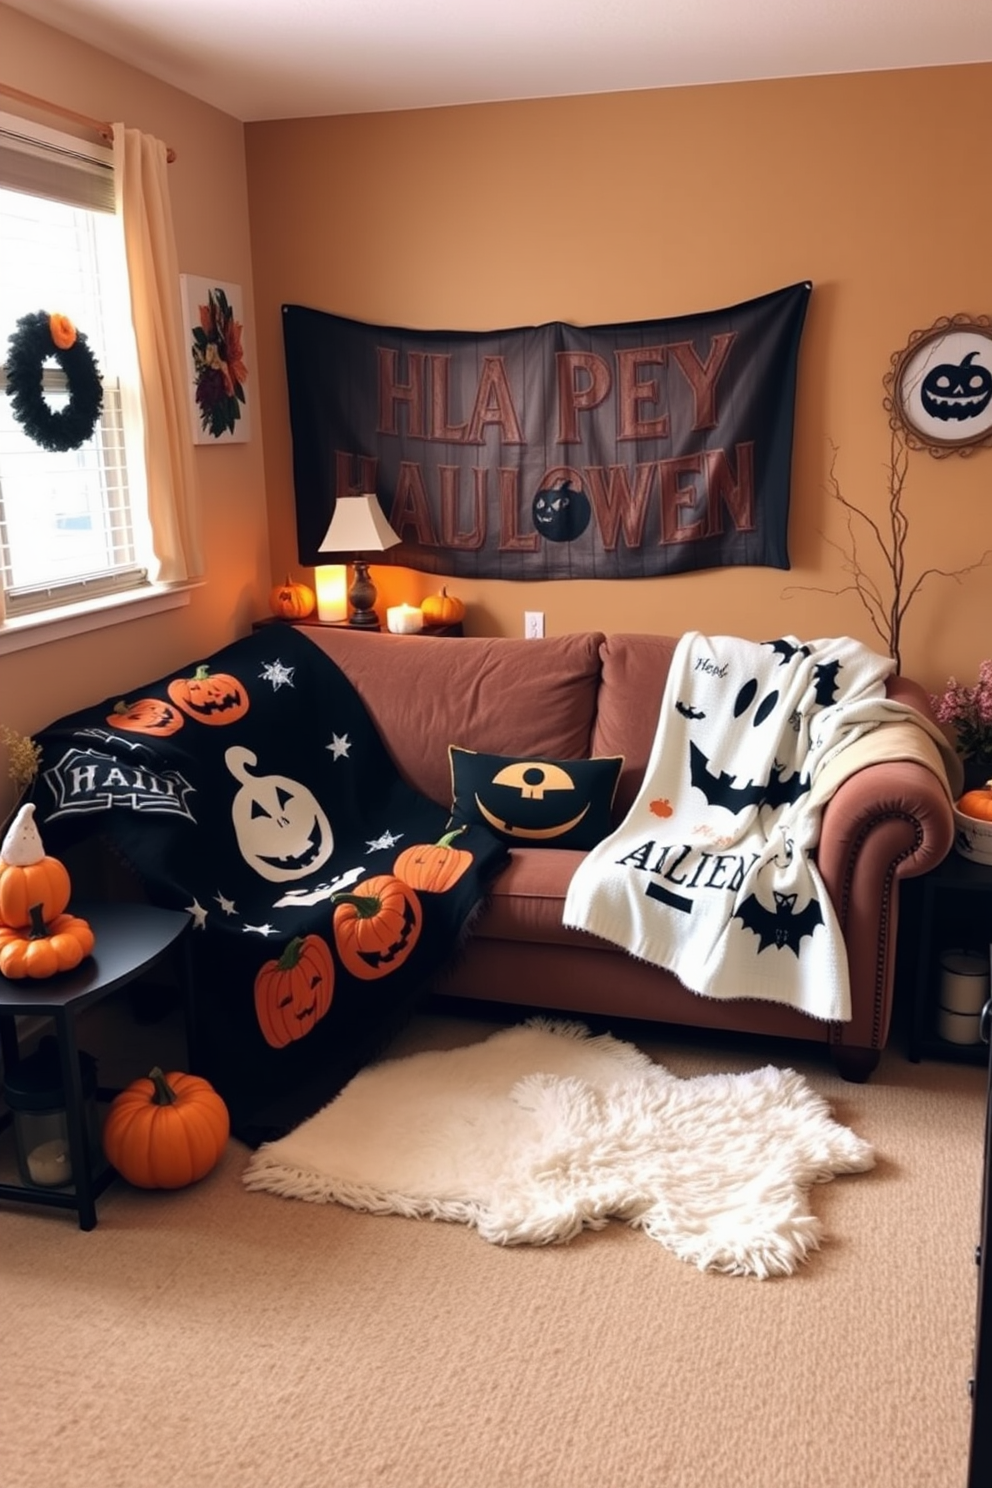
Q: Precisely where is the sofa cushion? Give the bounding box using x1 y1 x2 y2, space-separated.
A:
469 847 595 947
447 747 622 849
298 629 605 806
591 633 679 820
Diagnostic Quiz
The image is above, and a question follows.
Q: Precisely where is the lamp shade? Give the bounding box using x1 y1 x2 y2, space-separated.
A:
318 494 401 555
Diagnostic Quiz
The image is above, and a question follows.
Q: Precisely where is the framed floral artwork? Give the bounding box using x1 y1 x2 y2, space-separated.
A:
884 314 992 457
180 275 251 444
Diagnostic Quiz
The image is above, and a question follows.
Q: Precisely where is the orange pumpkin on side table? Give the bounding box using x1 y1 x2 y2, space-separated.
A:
0 909 95 979
0 804 95 979
952 777 992 866
957 779 992 821
102 1068 230 1188
421 586 465 627
0 802 71 927
270 574 316 620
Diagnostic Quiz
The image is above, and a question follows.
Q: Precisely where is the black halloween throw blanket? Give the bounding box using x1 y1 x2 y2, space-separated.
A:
30 626 510 1139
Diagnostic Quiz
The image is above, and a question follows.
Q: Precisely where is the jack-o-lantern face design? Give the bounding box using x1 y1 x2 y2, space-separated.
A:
168 665 250 726
532 479 591 543
226 745 333 881
920 351 992 423
476 760 591 840
107 697 185 736
253 934 334 1048
332 874 423 980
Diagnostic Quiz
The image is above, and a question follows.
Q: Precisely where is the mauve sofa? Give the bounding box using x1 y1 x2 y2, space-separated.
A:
300 625 955 1080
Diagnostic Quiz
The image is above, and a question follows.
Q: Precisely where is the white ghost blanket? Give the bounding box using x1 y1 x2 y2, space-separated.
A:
563 633 956 1022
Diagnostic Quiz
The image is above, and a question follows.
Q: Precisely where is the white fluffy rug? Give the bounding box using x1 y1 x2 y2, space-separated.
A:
242 1020 875 1277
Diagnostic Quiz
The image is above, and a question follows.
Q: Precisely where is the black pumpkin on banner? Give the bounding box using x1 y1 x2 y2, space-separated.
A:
531 477 591 543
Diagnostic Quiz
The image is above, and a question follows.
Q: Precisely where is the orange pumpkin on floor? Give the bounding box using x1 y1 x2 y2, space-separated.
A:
0 803 72 928
102 1068 230 1189
332 874 423 980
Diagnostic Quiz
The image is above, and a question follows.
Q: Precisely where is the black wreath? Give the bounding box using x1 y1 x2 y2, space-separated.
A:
4 310 104 452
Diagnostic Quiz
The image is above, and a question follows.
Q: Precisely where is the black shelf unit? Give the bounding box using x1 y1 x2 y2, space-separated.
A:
907 852 992 1066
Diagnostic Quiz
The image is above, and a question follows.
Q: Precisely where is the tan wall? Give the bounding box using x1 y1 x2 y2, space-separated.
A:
0 4 269 817
245 68 991 693
0 13 989 823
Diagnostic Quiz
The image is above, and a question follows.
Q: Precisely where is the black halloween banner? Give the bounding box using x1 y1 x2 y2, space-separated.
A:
283 281 811 579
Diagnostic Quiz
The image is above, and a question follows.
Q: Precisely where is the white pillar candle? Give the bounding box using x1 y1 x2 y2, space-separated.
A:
386 604 424 634
939 949 990 1014
27 1138 71 1186
314 565 348 622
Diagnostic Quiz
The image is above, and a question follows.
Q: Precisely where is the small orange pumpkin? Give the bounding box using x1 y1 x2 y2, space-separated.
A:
957 779 992 822
107 696 185 736
49 313 76 350
421 586 465 626
269 574 316 620
393 828 472 892
0 804 72 928
102 1067 230 1189
332 874 423 980
0 906 95 979
167 664 250 725
254 933 334 1048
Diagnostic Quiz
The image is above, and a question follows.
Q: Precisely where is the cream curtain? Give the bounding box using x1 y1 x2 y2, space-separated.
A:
113 125 204 582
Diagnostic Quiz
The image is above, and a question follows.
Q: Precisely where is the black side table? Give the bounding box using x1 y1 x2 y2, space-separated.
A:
908 853 992 1065
0 902 193 1230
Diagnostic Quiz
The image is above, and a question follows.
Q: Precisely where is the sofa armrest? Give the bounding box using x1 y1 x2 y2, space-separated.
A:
817 757 955 1053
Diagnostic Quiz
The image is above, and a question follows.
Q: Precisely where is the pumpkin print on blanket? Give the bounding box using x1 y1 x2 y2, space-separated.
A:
393 828 473 892
107 696 186 736
254 934 334 1048
168 664 250 725
226 746 334 882
332 874 423 979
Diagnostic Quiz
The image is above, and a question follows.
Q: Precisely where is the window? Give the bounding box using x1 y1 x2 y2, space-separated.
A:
0 112 152 622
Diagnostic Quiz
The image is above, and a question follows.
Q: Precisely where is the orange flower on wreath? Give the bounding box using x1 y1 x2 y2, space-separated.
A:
49 313 77 350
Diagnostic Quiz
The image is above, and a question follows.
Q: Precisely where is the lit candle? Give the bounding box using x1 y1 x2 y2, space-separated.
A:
314 565 348 622
386 603 424 634
27 1138 71 1186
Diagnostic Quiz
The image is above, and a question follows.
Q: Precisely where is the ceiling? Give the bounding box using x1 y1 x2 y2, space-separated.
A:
6 0 992 122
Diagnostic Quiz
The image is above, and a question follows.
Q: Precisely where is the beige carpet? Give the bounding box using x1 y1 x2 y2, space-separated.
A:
0 994 985 1488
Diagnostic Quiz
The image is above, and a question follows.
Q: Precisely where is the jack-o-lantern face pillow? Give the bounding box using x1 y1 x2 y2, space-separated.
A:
447 747 623 850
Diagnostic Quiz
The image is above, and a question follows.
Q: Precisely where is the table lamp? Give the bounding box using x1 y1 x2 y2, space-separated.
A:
317 494 402 628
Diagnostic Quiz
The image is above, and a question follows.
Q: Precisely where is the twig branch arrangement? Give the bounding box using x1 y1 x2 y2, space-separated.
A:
784 430 990 672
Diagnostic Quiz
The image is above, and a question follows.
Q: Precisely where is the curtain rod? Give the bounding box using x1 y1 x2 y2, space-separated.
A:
0 82 176 162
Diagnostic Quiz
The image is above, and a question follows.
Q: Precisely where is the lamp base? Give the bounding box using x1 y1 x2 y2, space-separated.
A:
347 560 380 627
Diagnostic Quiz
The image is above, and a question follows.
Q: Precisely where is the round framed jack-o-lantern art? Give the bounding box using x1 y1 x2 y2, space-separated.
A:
885 315 992 456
